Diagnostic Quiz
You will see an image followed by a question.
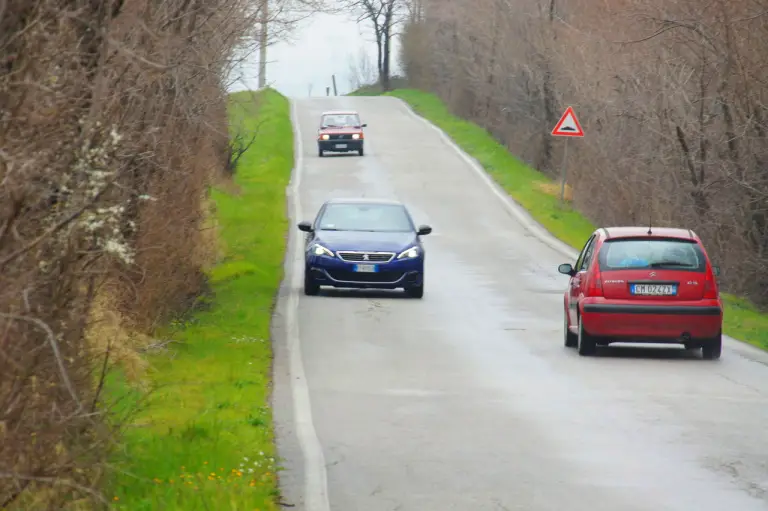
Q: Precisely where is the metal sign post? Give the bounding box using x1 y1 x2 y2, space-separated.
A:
551 106 584 206
559 138 569 205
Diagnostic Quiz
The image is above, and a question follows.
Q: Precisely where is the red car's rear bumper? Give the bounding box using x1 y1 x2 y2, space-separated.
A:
580 298 722 341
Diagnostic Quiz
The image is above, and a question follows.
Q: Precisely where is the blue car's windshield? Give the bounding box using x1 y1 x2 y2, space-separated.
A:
317 203 414 232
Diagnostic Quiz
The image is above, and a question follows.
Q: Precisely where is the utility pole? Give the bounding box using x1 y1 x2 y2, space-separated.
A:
258 0 267 89
331 74 338 96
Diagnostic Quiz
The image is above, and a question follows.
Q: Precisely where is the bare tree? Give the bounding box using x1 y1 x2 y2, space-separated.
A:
347 0 404 90
347 48 378 90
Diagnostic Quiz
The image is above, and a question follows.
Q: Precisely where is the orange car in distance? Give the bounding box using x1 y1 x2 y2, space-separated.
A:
317 110 366 157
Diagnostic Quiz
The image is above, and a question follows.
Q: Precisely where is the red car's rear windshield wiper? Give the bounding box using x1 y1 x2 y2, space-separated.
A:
648 261 692 268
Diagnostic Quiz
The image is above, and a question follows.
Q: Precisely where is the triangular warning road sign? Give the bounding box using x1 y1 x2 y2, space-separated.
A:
551 106 584 137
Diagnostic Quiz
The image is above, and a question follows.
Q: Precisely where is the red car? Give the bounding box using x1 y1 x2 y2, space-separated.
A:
558 226 723 359
317 110 366 157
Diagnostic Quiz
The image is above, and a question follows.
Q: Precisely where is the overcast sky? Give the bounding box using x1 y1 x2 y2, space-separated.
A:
229 12 400 98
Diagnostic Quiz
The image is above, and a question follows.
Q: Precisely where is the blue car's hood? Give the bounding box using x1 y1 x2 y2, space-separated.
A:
316 230 417 252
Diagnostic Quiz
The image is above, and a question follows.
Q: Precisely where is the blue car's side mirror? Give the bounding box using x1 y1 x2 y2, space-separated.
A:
298 221 313 232
417 225 432 236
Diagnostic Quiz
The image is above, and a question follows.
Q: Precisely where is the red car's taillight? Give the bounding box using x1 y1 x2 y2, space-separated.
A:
585 269 603 297
703 269 718 299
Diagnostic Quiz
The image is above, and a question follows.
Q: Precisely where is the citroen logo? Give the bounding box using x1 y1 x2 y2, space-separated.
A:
649 271 656 277
362 254 369 261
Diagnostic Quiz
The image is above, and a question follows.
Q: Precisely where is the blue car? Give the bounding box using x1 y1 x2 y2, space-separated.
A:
297 198 432 297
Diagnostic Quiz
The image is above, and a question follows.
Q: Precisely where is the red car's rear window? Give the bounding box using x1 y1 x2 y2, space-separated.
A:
598 237 707 272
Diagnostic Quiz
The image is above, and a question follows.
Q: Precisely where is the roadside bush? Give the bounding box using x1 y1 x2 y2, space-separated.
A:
0 0 264 507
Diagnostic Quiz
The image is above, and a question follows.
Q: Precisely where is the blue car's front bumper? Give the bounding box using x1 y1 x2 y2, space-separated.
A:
306 253 424 289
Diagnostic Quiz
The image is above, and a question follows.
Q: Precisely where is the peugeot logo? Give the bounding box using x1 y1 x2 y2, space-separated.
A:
362 254 369 261
649 271 656 277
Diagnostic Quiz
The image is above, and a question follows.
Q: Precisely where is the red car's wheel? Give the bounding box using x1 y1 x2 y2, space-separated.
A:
702 331 722 360
564 310 577 348
577 316 597 356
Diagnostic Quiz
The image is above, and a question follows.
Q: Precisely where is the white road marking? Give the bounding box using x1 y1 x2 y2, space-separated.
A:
286 99 331 511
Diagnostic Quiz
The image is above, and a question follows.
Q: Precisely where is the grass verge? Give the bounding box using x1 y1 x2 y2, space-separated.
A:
352 87 768 351
106 88 292 509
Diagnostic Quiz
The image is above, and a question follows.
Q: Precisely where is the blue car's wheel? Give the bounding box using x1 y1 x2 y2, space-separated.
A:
405 284 423 298
304 269 319 296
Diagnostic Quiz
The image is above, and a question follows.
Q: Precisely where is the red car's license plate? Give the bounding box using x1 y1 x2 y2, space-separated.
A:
631 284 677 296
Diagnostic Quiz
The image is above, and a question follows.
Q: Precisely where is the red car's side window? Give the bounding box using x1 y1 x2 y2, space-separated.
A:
581 240 598 272
575 235 597 272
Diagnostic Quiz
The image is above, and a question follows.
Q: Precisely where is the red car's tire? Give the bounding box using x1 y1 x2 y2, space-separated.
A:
564 311 577 348
577 316 597 356
702 331 722 360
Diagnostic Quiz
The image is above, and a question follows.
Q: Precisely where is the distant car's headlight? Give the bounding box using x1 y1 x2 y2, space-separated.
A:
320 134 329 140
397 247 419 259
352 134 360 139
311 244 334 257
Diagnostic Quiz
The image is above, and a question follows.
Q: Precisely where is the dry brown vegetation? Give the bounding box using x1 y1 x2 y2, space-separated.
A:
0 0 324 508
400 0 768 304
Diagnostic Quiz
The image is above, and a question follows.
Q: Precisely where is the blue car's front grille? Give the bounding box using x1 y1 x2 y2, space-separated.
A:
327 270 405 283
337 251 394 263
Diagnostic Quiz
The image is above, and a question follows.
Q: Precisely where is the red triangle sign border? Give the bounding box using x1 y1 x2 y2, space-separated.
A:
551 106 584 137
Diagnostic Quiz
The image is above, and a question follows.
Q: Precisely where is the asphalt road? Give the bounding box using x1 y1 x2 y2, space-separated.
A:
272 96 768 511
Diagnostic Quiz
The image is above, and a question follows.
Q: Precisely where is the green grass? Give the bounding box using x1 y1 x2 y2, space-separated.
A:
352 86 768 351
347 76 409 96
381 89 594 249
106 88 292 510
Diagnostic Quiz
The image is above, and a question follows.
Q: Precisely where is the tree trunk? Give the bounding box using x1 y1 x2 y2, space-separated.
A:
382 28 391 90
381 6 392 91
540 0 558 171
375 28 383 83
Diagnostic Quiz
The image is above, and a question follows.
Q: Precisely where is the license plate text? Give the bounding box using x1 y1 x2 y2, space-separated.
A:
631 284 676 296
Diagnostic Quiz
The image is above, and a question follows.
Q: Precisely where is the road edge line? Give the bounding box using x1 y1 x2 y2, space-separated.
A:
393 97 579 261
390 97 768 355
286 98 332 511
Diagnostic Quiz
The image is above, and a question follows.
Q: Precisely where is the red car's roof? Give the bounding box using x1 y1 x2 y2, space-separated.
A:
602 226 697 240
321 110 359 116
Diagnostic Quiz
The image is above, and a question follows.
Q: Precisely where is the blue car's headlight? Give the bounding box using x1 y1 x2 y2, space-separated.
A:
397 247 419 259
310 244 334 257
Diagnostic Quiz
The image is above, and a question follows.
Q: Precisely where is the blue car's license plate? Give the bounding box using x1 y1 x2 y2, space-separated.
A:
354 264 377 273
